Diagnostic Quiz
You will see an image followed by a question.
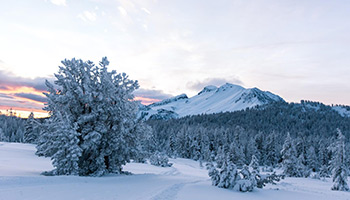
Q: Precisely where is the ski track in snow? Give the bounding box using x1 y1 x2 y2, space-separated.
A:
150 180 205 200
150 183 185 200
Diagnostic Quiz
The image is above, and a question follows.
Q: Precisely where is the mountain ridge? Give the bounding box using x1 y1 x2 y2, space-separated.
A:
139 83 284 120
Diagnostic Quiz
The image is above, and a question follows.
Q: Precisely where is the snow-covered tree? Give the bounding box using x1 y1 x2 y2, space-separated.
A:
264 132 278 167
149 151 172 167
24 112 39 144
281 133 303 177
249 155 259 173
0 127 5 141
36 57 141 176
218 159 241 189
306 146 318 172
215 146 225 168
329 129 349 191
236 165 256 192
228 142 245 168
207 162 220 186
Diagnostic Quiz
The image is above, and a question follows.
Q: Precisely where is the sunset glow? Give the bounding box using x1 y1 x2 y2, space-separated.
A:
0 84 159 118
134 96 160 105
1 0 350 118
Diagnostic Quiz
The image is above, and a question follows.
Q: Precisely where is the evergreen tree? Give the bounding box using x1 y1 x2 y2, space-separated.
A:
0 128 5 141
306 146 318 172
36 57 141 176
215 146 225 168
265 132 278 167
207 162 220 186
249 155 259 172
24 112 39 144
329 129 349 191
236 165 256 192
281 133 302 177
218 158 241 189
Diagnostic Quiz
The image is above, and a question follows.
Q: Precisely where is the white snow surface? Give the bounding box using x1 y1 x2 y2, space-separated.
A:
140 83 284 119
1 142 350 200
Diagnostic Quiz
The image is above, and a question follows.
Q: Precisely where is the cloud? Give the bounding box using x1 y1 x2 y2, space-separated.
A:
0 97 44 111
14 93 47 103
134 88 172 100
118 6 128 17
187 77 244 92
0 70 53 91
50 0 66 6
141 8 151 15
0 93 14 99
78 11 97 22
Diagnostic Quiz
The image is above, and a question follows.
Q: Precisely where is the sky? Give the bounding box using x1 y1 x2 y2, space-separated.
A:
1 0 350 118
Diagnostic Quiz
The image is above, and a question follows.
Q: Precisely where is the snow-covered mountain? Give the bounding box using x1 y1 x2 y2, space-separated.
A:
139 83 284 120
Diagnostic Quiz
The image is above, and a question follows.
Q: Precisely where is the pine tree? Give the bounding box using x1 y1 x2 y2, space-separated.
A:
0 127 5 141
249 155 259 173
281 133 302 177
228 142 245 168
329 129 349 191
236 165 256 192
36 57 141 176
207 162 220 186
149 151 172 167
24 112 39 144
218 158 241 189
265 132 278 167
215 146 225 168
306 146 318 172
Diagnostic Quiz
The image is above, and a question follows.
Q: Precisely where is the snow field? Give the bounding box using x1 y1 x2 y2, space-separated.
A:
1 142 350 200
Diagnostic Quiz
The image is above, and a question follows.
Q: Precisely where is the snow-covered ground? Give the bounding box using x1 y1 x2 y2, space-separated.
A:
1 142 350 200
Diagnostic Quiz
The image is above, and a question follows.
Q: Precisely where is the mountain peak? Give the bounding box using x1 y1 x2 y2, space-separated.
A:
149 93 188 108
198 85 218 95
216 83 244 93
140 83 284 120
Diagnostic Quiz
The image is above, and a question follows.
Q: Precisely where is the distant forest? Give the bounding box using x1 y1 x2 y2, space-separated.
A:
147 101 350 172
1 100 350 174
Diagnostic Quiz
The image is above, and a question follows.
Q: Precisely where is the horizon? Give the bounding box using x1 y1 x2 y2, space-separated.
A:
1 0 350 117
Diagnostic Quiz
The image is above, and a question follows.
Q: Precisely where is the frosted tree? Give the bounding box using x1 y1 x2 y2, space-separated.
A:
265 132 278 167
218 158 241 189
133 123 154 163
228 142 245 168
207 162 220 186
49 115 82 175
249 155 259 172
306 146 318 172
236 165 256 192
24 112 40 144
329 129 349 191
297 152 308 177
37 57 141 176
0 128 5 141
149 151 172 167
281 133 302 177
215 146 225 168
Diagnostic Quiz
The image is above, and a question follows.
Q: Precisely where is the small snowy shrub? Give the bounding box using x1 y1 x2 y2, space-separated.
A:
208 158 282 192
255 172 284 189
150 152 172 167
